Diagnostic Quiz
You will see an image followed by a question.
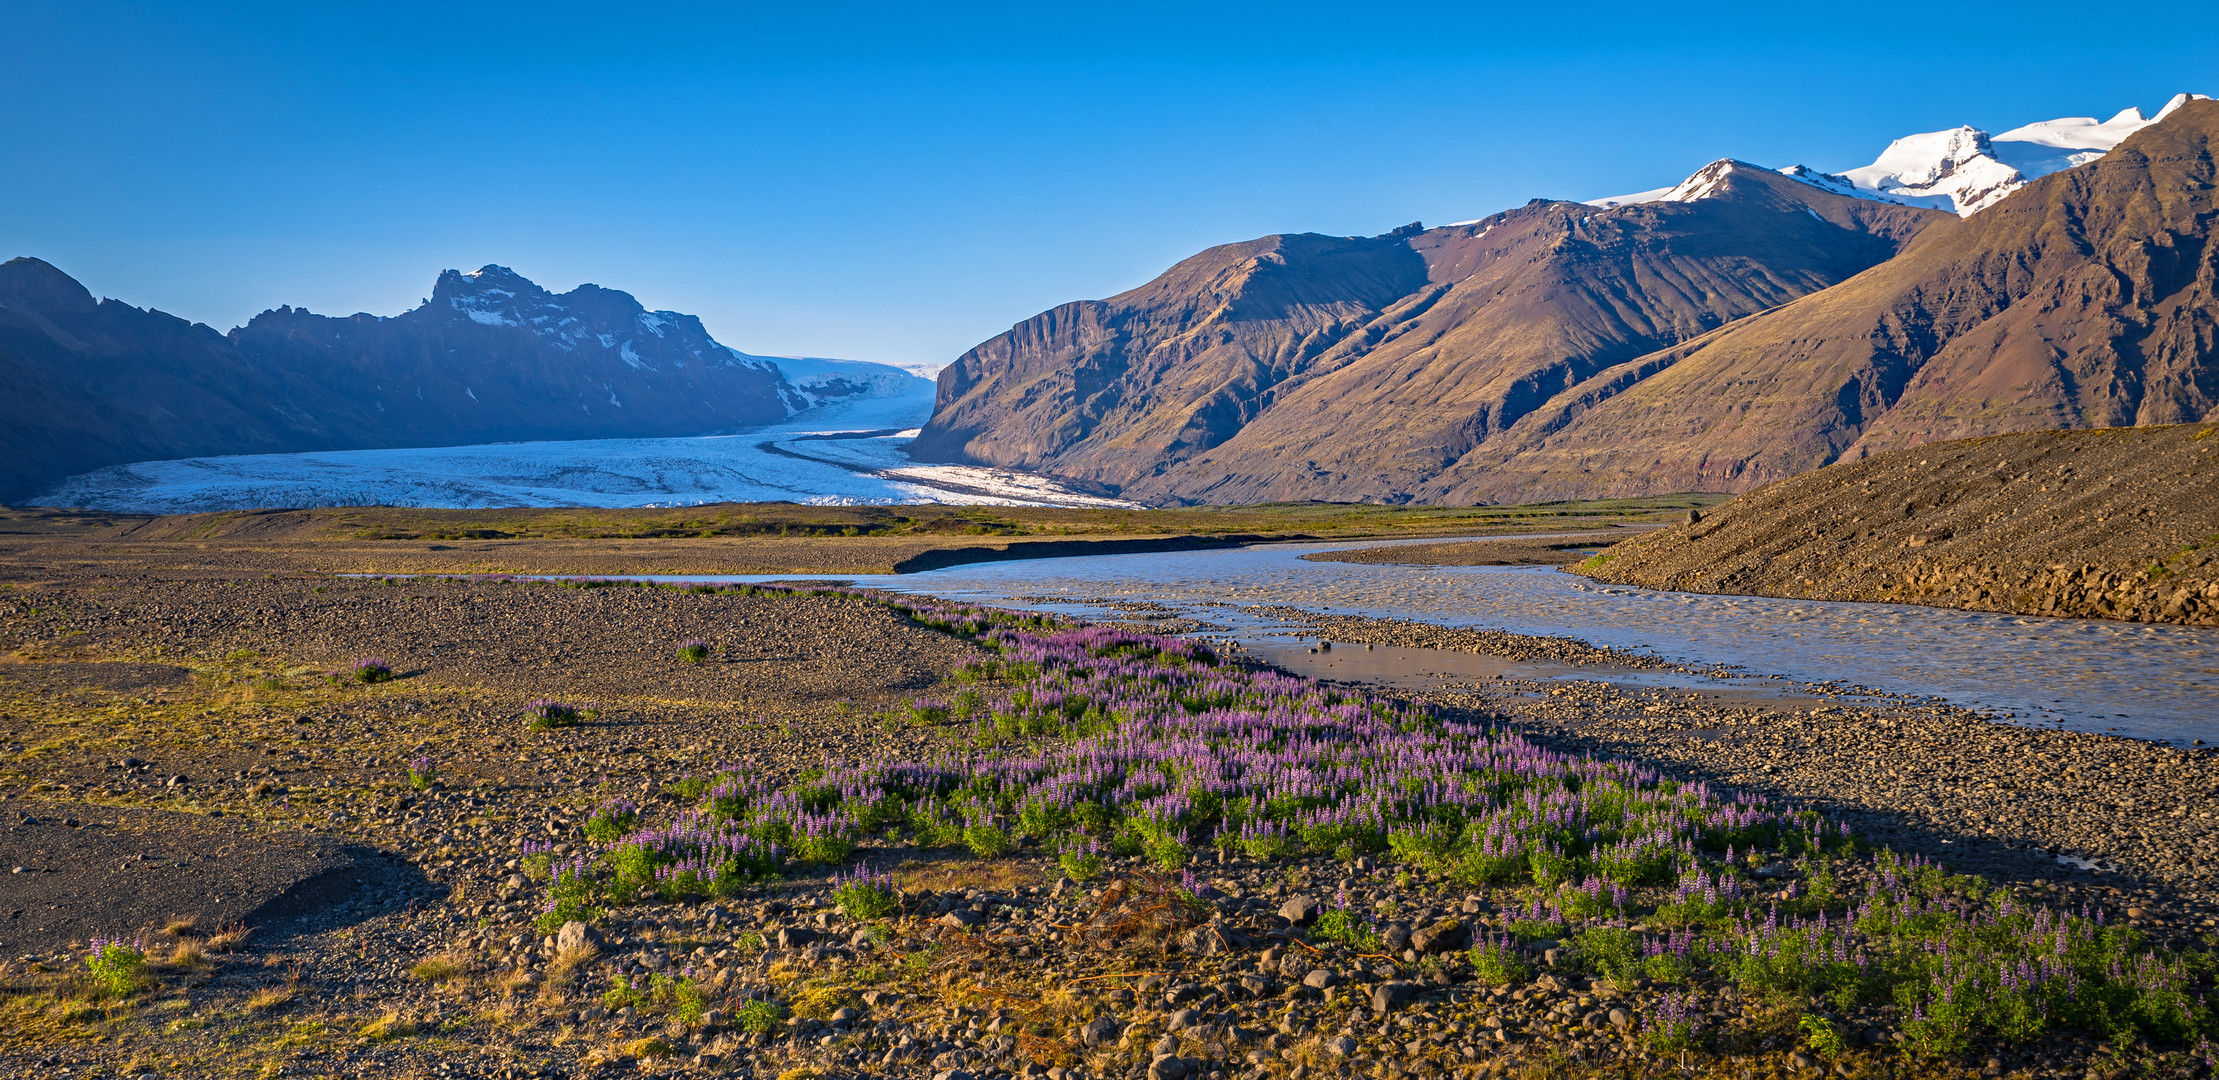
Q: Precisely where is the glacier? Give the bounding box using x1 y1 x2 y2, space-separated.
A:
34 357 1133 512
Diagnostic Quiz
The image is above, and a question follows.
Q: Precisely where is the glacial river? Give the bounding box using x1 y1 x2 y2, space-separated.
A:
602 536 2219 745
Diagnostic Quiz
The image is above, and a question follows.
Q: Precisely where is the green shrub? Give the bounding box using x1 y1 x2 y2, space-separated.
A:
85 939 147 997
1799 1013 1849 1060
963 822 1012 858
831 866 900 920
1467 936 1531 987
737 999 786 1034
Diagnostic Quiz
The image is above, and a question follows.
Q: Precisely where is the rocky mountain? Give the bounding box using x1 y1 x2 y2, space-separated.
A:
915 97 2219 505
914 162 1945 503
0 261 914 504
1438 97 2219 503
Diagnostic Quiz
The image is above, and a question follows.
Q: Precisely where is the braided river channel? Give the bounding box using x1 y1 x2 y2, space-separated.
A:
612 535 2219 745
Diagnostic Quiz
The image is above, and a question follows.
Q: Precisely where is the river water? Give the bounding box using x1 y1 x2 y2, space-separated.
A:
593 536 2219 744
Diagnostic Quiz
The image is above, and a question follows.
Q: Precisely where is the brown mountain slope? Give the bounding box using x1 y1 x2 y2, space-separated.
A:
1573 424 2219 626
1438 99 2219 502
913 166 1943 501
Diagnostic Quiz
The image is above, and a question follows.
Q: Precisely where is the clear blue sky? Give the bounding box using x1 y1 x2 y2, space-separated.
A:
4 2 2214 367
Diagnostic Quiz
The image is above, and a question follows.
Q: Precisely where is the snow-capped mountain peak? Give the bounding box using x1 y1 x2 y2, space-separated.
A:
1584 93 2212 218
1584 160 1743 209
416 264 931 417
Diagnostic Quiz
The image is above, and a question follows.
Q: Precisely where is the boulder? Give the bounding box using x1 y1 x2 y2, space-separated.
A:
1369 981 1417 1014
1080 1015 1123 1047
556 920 603 953
1302 968 1338 989
776 926 819 948
1278 895 1321 925
1410 918 1469 954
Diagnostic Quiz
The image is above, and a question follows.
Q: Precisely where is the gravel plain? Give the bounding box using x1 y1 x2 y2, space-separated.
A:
0 550 2212 1080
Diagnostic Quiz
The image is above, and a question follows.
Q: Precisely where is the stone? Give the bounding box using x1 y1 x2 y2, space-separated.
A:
555 920 602 953
1080 1015 1123 1047
1278 895 1321 925
1240 975 1269 998
1410 918 1468 954
777 926 819 948
1152 1034 1180 1056
1168 1007 1202 1031
1147 1056 1191 1080
1166 982 1206 1004
830 1007 861 1023
1302 968 1337 989
1325 1035 1358 1056
1369 981 1417 1013
938 909 981 929
1608 1008 1631 1030
1380 923 1412 952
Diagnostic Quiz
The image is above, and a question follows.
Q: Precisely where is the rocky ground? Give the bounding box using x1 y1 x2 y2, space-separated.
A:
1574 425 2219 626
0 547 2213 1079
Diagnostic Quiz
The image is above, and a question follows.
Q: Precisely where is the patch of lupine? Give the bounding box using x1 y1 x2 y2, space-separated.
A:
84 937 147 996
346 656 393 684
830 863 900 919
406 754 437 791
676 638 712 663
521 586 2219 1053
524 699 589 730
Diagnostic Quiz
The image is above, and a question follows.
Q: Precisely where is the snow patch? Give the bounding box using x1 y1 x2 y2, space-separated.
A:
1573 93 2210 218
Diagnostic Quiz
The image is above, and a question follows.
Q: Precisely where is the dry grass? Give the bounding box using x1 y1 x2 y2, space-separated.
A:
243 983 294 1013
545 944 598 981
359 1010 416 1039
408 953 467 983
162 916 199 938
895 856 1052 894
154 942 208 972
204 923 250 953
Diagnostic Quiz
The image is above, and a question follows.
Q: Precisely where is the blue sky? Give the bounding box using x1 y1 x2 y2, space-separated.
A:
4 2 2215 367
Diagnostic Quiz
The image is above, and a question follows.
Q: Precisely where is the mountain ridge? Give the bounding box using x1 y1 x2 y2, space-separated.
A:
916 157 1947 503
913 98 2219 506
0 260 924 504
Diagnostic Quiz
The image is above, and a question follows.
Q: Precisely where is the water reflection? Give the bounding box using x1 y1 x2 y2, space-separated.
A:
638 536 2219 743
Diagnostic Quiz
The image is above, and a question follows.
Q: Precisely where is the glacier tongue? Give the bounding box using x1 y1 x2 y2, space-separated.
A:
30 369 1135 512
